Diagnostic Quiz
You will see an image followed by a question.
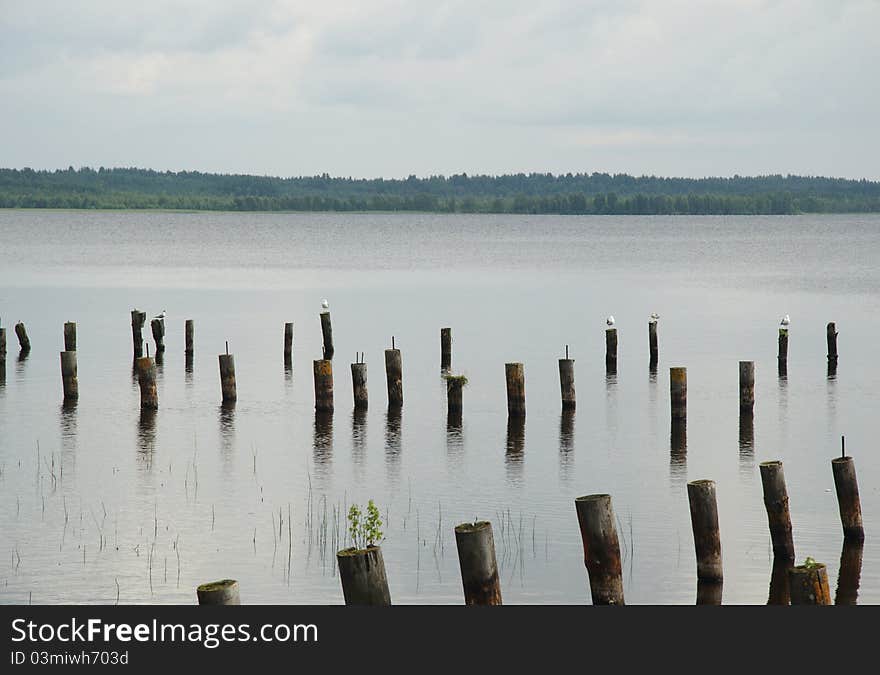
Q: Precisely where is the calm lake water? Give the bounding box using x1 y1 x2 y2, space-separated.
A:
0 210 878 604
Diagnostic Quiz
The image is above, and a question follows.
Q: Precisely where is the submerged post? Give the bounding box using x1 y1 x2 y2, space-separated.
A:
384 346 403 408
185 319 194 354
574 494 624 605
284 322 293 363
605 327 617 373
832 453 864 541
151 318 165 355
63 322 76 352
558 346 575 410
788 562 831 605
219 351 236 403
197 579 240 605
313 359 334 412
759 461 795 560
351 360 368 410
827 322 838 363
670 367 687 422
14 322 30 353
739 361 755 415
337 546 391 605
320 311 334 360
440 327 452 372
135 356 158 409
687 479 723 582
454 521 502 605
131 310 146 358
505 362 526 417
60 351 78 401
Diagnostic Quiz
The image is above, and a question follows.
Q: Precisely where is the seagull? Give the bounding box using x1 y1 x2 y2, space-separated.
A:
606 315 615 327
154 310 166 319
321 299 329 310
780 314 790 327
650 312 660 323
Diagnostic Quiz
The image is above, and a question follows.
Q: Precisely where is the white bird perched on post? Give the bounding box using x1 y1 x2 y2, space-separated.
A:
154 310 166 319
650 312 660 323
780 314 790 327
321 299 329 310
606 315 615 327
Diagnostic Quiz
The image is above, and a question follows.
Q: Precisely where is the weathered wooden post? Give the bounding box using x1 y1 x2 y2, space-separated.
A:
60 351 78 401
320 310 334 360
574 494 624 605
670 366 687 422
778 323 788 376
759 461 795 560
739 361 754 415
788 561 831 605
337 546 391 605
768 556 792 605
832 451 864 541
131 310 146 358
558 345 575 410
0 327 5 384
283 322 293 365
826 322 838 364
185 319 194 355
649 317 659 367
218 345 236 403
313 359 334 412
454 521 502 605
14 322 30 353
135 355 158 409
687 479 723 582
696 579 723 605
505 362 525 417
440 327 452 372
351 358 368 410
835 539 863 605
150 318 165 355
446 375 465 416
63 322 76 352
384 343 403 408
605 327 617 373
196 579 240 605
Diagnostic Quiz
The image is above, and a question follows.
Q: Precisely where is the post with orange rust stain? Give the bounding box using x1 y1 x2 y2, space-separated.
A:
574 494 624 605
313 359 334 412
788 561 831 605
670 367 687 422
136 356 158 409
505 363 525 417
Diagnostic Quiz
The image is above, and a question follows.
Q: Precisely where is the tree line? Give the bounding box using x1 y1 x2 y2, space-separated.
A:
1 166 879 214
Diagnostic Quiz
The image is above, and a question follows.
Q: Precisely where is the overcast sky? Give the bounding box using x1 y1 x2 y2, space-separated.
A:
1 0 877 179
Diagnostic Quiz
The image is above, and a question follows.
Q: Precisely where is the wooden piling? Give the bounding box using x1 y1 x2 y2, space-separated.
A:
778 327 788 364
605 328 617 372
218 353 236 403
196 579 240 605
832 455 864 541
446 376 465 415
60 351 78 401
135 356 158 409
826 321 838 363
788 562 831 605
150 318 165 354
440 327 452 371
351 361 368 410
696 580 723 605
574 494 624 605
505 362 525 417
14 322 30 352
687 479 723 582
336 546 391 605
313 359 334 412
63 322 76 352
759 461 795 560
320 311 334 360
768 556 792 605
739 361 754 414
131 310 146 358
670 366 687 421
185 319 194 354
454 521 502 605
283 322 293 361
649 320 658 366
384 348 403 408
558 355 576 410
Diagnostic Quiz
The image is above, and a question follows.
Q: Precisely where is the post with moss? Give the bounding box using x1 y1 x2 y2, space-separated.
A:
197 579 240 605
219 350 236 403
440 327 452 372
670 366 687 422
605 327 617 374
131 310 146 358
136 356 158 409
649 319 659 368
832 455 864 541
384 346 403 408
60 351 78 401
337 546 391 605
788 561 831 605
151 318 165 356
14 322 30 353
739 361 754 415
687 479 723 582
759 461 795 560
558 346 575 410
454 521 502 605
63 322 76 352
505 362 525 417
283 322 293 365
313 359 334 412
320 311 334 360
574 494 624 605
351 359 368 411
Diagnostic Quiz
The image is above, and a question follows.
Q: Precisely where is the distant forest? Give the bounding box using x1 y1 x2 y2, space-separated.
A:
2 167 880 215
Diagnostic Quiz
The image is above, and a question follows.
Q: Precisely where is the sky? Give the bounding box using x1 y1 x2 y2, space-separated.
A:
1 0 878 179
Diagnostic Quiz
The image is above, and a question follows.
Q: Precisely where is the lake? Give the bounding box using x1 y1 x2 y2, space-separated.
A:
0 210 878 604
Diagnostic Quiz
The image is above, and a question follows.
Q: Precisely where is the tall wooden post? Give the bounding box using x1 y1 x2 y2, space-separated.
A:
778 326 788 375
283 322 293 364
827 322 838 365
739 361 754 415
63 322 76 352
14 322 30 352
197 579 240 605
440 327 452 372
832 455 864 541
313 359 334 412
454 521 502 605
687 479 722 582
670 367 687 422
151 318 165 355
135 356 158 409
320 311 334 360
788 562 831 605
219 352 236 403
185 320 194 354
60 351 78 401
351 361 368 410
131 310 146 358
558 349 576 410
605 328 617 373
337 546 391 605
759 461 795 560
574 494 624 605
384 347 403 408
648 320 658 367
505 362 525 417
446 376 464 416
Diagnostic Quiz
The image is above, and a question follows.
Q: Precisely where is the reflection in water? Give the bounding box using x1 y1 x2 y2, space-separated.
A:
0 356 6 388
670 420 687 486
446 410 463 456
351 409 367 482
835 538 864 605
767 556 792 605
777 359 787 379
284 356 293 388
15 349 29 381
313 410 333 469
696 579 723 605
738 413 755 476
59 401 78 469
155 351 164 378
385 407 401 484
137 408 157 460
559 410 574 483
219 403 236 463
826 368 838 435
185 352 194 387
505 416 525 484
